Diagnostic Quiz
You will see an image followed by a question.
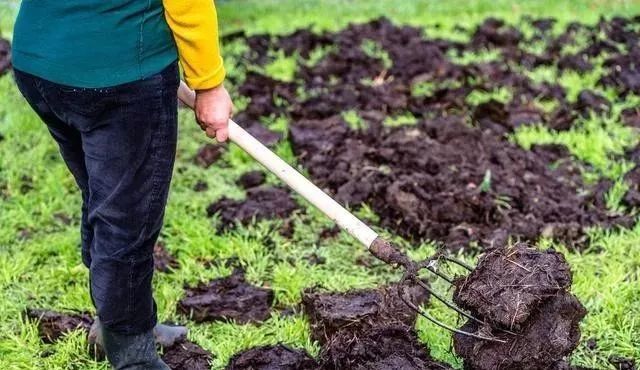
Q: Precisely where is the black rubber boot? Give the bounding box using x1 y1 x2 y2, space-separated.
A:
100 327 170 370
89 317 188 349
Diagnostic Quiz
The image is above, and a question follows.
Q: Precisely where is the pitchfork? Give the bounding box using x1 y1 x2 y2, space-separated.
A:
178 81 506 343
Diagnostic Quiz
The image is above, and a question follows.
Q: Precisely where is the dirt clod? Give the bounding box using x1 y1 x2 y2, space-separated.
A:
207 186 298 229
302 283 428 345
194 143 225 168
0 37 10 75
452 245 586 370
453 244 572 330
25 308 93 344
322 324 452 370
226 344 318 370
609 356 637 370
236 170 266 189
162 340 214 370
153 242 179 273
178 269 274 324
455 292 586 370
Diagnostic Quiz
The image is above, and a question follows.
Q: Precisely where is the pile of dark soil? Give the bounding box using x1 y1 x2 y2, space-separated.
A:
452 244 587 370
207 186 298 230
323 324 452 370
239 119 283 148
178 269 274 324
194 143 225 168
24 308 93 344
153 242 179 273
236 170 266 189
225 16 639 249
0 37 10 75
303 283 453 369
162 340 214 370
290 115 630 250
619 144 640 210
226 344 318 370
302 283 427 344
608 356 637 370
453 245 572 330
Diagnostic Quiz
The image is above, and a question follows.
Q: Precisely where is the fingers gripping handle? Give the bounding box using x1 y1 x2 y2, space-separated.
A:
178 81 379 248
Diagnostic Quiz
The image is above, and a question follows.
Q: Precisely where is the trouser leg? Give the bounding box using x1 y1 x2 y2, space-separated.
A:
13 69 92 266
80 64 179 335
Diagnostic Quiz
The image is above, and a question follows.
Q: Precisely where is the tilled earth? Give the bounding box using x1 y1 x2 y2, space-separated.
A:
206 16 640 251
197 15 640 370
178 268 274 324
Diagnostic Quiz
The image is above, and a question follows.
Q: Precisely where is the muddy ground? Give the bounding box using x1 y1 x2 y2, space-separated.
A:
226 344 318 370
205 15 640 369
302 283 428 345
207 186 299 230
178 268 274 324
215 16 640 251
24 308 92 344
162 340 214 370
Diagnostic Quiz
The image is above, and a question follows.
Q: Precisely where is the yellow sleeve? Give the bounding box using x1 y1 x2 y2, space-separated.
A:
163 0 226 90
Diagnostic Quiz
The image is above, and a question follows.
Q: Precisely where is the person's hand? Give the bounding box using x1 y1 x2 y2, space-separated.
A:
194 84 233 142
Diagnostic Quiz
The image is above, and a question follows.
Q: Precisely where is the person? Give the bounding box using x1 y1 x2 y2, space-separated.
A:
12 1 233 368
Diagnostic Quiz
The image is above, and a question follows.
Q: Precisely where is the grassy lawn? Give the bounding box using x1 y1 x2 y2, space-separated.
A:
1 0 639 369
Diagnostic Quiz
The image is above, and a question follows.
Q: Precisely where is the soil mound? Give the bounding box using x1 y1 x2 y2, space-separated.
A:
162 340 214 370
302 283 428 345
178 269 274 323
153 242 179 273
226 344 318 370
289 115 629 250
452 245 586 370
0 37 10 75
224 16 640 249
321 324 452 370
24 308 92 343
194 143 225 168
242 121 283 147
453 244 572 329
608 356 637 370
454 292 586 370
236 170 266 189
207 186 298 230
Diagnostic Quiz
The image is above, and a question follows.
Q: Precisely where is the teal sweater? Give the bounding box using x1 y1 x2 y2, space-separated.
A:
13 0 178 88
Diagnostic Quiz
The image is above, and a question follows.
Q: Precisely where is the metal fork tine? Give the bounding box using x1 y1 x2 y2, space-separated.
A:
422 265 455 284
413 279 485 326
442 256 474 271
398 292 506 343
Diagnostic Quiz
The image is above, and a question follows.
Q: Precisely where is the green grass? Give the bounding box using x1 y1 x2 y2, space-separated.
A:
2 0 640 369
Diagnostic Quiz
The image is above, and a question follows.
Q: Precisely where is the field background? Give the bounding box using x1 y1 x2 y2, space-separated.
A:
1 0 640 369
